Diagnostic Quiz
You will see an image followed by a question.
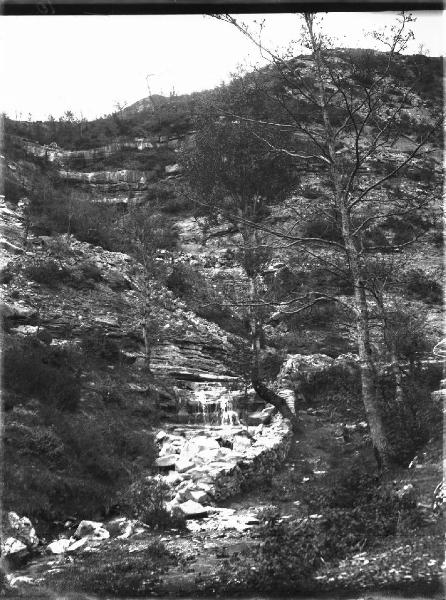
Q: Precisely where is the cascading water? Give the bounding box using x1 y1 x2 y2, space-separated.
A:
193 384 240 426
219 395 240 427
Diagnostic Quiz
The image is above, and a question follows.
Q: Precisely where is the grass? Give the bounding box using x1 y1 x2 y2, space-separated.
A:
44 538 178 597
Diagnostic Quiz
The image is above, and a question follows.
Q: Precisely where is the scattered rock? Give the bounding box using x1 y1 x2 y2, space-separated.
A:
187 489 210 504
66 537 90 554
176 458 196 473
46 538 71 554
177 500 209 519
155 454 179 470
74 520 110 540
7 512 39 549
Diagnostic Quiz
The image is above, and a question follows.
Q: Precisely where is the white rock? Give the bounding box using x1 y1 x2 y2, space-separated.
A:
74 520 110 540
155 430 168 442
177 500 209 519
7 512 39 548
2 537 27 555
176 458 195 473
155 454 178 469
187 489 210 504
66 537 90 553
165 471 183 486
47 538 71 554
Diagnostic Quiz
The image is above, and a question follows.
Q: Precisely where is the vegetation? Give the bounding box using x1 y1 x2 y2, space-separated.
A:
45 538 177 596
1 15 442 598
195 12 442 468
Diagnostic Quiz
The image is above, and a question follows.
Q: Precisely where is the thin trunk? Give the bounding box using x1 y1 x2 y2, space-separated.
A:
377 296 405 404
142 321 152 372
391 349 404 404
251 377 300 431
307 17 393 467
246 260 299 431
339 196 393 468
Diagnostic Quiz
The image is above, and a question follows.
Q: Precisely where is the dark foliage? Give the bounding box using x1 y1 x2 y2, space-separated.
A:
404 269 442 304
3 338 81 412
24 259 72 286
3 177 27 205
379 363 443 465
119 478 185 530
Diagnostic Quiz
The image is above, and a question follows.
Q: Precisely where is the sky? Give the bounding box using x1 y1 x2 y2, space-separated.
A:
0 11 444 121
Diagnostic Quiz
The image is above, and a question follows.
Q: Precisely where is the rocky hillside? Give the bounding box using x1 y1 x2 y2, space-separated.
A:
1 49 443 542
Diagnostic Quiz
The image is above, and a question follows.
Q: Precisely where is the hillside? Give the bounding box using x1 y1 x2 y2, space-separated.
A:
0 48 444 598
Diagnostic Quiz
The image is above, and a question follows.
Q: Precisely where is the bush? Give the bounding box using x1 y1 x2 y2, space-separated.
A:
303 217 342 242
119 477 186 530
405 269 442 304
3 405 158 526
3 178 27 205
166 263 195 297
81 331 121 363
379 364 443 465
297 363 362 410
24 259 71 286
3 339 81 411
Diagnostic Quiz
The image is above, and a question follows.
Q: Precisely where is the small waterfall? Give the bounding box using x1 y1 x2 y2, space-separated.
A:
193 384 239 427
220 394 240 427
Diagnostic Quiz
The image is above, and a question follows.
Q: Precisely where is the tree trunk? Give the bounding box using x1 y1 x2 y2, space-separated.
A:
307 21 393 468
142 320 152 374
251 377 300 431
247 274 299 431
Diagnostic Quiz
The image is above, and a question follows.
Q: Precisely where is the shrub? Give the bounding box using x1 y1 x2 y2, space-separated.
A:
379 365 443 465
3 339 81 411
303 217 342 242
24 259 71 286
3 406 158 526
252 517 324 590
297 363 362 410
3 178 27 205
405 269 442 304
119 477 185 530
81 331 121 363
166 263 195 297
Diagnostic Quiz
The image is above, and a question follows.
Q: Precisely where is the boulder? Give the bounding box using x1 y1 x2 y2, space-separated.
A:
2 537 27 556
177 500 209 519
1 303 37 322
66 537 90 554
247 406 274 426
155 454 178 470
105 517 137 539
180 435 221 459
7 512 39 549
187 489 210 504
47 538 71 554
165 471 183 486
232 433 253 452
176 458 196 473
1 538 29 569
155 430 168 443
74 520 110 541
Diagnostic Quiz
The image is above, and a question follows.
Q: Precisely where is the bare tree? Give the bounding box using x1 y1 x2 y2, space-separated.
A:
121 205 178 373
205 12 442 466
